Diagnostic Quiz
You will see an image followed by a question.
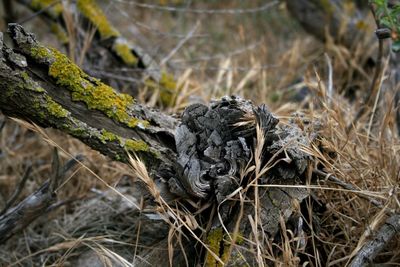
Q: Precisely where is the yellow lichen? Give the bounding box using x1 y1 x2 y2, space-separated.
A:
206 228 224 267
30 45 148 129
44 95 69 118
113 42 138 66
205 229 244 266
77 0 120 39
99 129 118 143
31 0 63 19
125 139 150 152
21 71 45 92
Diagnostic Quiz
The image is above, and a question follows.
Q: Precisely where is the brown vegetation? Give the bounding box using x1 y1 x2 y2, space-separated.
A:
0 1 399 266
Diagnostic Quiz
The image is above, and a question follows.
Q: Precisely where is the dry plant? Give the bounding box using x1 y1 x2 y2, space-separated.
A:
0 1 399 266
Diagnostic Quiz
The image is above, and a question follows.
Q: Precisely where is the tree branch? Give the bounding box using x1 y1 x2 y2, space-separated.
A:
349 213 400 267
0 153 83 244
0 24 315 265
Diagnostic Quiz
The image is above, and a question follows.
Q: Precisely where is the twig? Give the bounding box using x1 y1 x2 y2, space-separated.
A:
0 165 32 216
0 118 6 133
0 155 84 244
324 53 333 107
46 196 87 212
349 213 400 267
346 3 388 134
49 147 60 193
160 21 200 66
18 0 62 25
313 169 388 210
112 1 279 14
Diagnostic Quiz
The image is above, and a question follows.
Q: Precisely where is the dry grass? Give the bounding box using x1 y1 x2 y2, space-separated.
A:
0 0 399 266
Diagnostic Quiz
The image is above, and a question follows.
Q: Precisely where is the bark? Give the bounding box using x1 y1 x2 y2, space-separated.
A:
0 24 314 265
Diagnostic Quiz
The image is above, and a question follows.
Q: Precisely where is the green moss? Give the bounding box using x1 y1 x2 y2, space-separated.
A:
21 71 30 81
31 0 63 19
50 23 69 44
113 42 138 66
235 233 244 245
270 91 280 103
69 126 86 137
45 95 69 118
31 46 52 59
30 45 149 129
77 0 120 39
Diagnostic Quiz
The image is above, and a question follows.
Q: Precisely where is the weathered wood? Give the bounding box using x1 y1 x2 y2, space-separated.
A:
0 24 314 265
0 24 178 172
349 213 400 267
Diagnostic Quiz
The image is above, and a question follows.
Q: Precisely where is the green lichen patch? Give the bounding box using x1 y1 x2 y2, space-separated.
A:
206 228 224 267
29 45 149 129
77 0 120 39
124 139 150 153
113 40 138 66
205 228 242 267
31 0 63 19
20 71 45 92
44 95 69 118
99 129 118 143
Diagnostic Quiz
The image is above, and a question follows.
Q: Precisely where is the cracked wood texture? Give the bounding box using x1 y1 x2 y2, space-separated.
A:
0 24 314 266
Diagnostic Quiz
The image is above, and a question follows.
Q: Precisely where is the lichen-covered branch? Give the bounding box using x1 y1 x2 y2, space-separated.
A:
0 24 317 265
0 24 178 174
16 0 178 106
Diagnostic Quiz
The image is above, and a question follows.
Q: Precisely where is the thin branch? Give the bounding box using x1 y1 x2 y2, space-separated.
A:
349 213 400 267
0 155 84 243
0 165 32 216
160 21 200 66
313 169 390 211
112 1 279 14
18 0 62 24
0 118 6 133
347 3 388 134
